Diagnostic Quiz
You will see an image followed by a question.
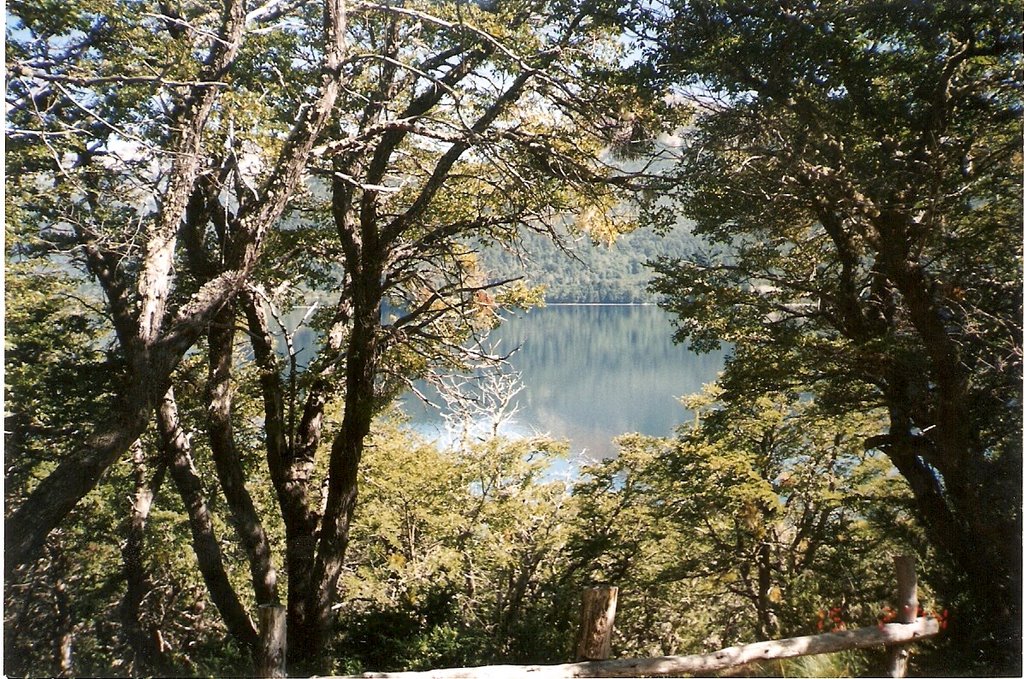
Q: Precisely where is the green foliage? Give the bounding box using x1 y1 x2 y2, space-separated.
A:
331 420 575 672
7 0 653 669
569 390 926 660
2 349 264 676
643 1 1021 670
4 266 113 493
320 392 929 674
8 0 998 674
772 650 874 679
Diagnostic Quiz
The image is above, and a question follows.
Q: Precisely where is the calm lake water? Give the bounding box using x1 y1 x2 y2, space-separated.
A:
401 305 726 460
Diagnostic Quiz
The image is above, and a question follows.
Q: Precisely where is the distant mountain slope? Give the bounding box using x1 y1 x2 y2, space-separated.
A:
478 222 701 304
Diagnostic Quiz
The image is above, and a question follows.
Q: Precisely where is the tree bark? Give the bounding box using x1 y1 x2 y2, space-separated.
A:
5 392 154 576
302 311 380 664
135 0 245 346
206 306 279 606
286 254 381 665
119 440 169 675
807 189 1019 665
157 388 259 650
877 250 1020 660
575 586 618 661
257 605 288 678
243 293 325 663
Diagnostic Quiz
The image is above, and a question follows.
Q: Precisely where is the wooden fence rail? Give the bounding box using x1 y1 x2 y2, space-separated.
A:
319 555 940 679
336 618 939 679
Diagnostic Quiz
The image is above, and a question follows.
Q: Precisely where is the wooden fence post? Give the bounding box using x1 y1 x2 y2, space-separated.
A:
256 604 287 678
887 555 918 678
575 586 618 661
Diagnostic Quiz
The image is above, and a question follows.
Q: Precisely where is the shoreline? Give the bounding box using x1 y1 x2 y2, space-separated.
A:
540 302 657 307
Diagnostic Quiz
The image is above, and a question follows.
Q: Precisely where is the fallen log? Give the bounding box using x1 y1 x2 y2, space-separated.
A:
330 618 940 678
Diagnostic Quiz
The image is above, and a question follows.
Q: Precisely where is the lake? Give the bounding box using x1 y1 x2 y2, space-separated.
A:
401 305 726 460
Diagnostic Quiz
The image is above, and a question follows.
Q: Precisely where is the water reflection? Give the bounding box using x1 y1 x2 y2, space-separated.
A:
403 305 727 459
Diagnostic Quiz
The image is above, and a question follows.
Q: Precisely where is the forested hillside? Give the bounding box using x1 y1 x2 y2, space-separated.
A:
477 221 702 304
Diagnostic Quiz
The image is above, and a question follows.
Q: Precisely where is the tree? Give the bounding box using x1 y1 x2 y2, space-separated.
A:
7 0 654 671
5 0 347 574
217 0 652 665
334 418 574 672
669 389 923 645
644 0 1021 669
568 392 922 669
3 275 249 674
6 0 348 670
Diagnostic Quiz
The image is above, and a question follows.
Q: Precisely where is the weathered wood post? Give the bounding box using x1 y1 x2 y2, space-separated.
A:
887 555 918 678
575 585 618 661
256 604 287 678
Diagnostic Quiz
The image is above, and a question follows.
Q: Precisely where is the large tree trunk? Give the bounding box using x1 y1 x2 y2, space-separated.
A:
5 389 156 576
119 441 170 675
885 425 1020 665
6 0 245 571
206 306 279 606
811 191 1021 666
242 294 327 666
876 224 1021 665
157 388 259 651
293 296 381 670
